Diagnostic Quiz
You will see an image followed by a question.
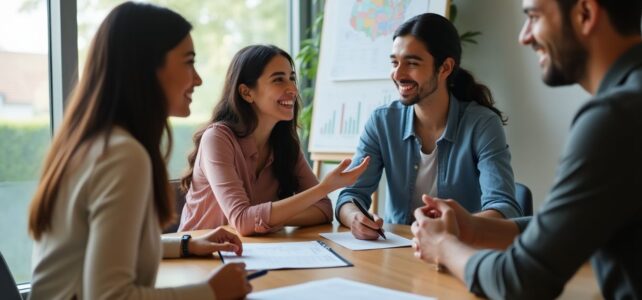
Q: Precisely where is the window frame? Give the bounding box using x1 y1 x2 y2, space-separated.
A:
48 0 78 135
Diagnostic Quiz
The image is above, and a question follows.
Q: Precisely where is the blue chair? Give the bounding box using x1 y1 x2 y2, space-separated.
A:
515 182 533 216
0 252 22 300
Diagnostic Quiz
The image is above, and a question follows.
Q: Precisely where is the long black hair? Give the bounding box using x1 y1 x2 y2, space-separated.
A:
393 13 507 124
30 2 192 239
182 45 301 199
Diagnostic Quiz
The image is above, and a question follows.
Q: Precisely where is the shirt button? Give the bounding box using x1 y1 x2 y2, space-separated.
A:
414 164 418 170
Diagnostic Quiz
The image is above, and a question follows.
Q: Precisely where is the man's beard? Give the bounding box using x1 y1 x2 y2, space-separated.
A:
399 74 438 106
542 23 588 86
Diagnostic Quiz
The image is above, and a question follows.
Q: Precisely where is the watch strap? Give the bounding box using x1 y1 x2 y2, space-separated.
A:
180 234 192 257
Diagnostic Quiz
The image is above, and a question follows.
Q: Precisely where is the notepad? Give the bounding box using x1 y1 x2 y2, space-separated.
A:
248 278 436 300
319 231 412 250
219 241 351 270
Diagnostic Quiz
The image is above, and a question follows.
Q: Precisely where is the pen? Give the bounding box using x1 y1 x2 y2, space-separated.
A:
246 269 268 280
350 198 386 239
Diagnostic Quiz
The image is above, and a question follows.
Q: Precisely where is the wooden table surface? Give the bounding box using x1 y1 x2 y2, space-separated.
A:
158 223 602 299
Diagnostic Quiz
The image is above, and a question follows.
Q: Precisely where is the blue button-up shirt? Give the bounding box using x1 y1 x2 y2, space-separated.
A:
337 96 522 224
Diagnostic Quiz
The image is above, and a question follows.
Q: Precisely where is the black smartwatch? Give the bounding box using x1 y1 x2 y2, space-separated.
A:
180 234 192 257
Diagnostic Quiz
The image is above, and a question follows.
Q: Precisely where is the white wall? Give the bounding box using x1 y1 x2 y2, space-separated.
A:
454 0 589 210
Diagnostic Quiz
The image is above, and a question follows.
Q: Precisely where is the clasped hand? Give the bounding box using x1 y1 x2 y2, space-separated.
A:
411 195 467 265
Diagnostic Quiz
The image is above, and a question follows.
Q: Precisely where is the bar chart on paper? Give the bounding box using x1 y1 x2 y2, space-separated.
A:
309 85 395 152
318 102 363 137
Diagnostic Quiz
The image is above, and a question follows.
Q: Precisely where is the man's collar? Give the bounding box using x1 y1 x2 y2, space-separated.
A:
597 42 642 95
402 94 460 143
402 105 415 140
441 94 460 143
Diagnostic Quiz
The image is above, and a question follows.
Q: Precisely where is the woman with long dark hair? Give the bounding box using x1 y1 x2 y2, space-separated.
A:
178 44 369 236
29 2 249 299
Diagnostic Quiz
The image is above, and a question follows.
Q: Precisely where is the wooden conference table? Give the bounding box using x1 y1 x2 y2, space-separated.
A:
158 223 601 299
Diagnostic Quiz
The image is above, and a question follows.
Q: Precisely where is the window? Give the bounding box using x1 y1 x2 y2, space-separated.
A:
76 0 291 178
0 0 291 284
0 1 51 283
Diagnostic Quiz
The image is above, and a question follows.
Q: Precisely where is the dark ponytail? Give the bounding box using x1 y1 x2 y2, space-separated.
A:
393 13 507 124
450 67 507 124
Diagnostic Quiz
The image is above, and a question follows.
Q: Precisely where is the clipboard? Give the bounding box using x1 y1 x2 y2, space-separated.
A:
316 240 353 267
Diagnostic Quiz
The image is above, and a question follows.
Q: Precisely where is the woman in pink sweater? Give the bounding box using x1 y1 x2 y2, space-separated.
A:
179 45 369 236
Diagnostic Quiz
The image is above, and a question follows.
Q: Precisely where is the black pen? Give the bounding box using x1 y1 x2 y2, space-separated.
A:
351 198 386 239
246 269 268 280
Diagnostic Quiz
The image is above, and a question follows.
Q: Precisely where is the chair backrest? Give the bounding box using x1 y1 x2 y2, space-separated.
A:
163 180 187 233
0 252 22 300
515 182 533 216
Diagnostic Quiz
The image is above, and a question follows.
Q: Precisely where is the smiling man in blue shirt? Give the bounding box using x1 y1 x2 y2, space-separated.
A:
336 13 523 240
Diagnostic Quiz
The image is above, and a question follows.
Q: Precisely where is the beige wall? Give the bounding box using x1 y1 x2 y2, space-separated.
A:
454 0 589 211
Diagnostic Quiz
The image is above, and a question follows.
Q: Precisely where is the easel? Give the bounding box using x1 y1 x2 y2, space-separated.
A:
310 152 378 214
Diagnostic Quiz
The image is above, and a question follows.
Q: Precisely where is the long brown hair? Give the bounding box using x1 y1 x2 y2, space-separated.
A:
181 45 301 199
29 2 192 239
393 13 507 125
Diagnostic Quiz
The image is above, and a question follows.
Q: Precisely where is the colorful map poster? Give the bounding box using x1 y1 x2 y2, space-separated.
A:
330 0 428 81
350 0 411 41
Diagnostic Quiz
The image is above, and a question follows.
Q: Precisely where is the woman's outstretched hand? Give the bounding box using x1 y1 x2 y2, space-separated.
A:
320 156 370 192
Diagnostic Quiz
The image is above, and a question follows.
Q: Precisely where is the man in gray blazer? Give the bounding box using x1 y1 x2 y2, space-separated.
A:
410 0 642 299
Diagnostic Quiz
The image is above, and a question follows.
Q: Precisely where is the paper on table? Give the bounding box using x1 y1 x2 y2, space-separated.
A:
219 241 351 270
248 278 435 300
319 231 412 250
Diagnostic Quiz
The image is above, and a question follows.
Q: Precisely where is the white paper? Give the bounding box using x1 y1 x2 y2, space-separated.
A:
248 277 435 300
319 231 412 250
219 241 349 270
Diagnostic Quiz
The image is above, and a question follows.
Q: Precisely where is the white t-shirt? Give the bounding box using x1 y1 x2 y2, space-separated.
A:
412 145 439 214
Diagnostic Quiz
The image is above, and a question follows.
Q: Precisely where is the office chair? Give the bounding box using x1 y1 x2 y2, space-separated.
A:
0 251 22 300
515 182 533 216
163 180 187 233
